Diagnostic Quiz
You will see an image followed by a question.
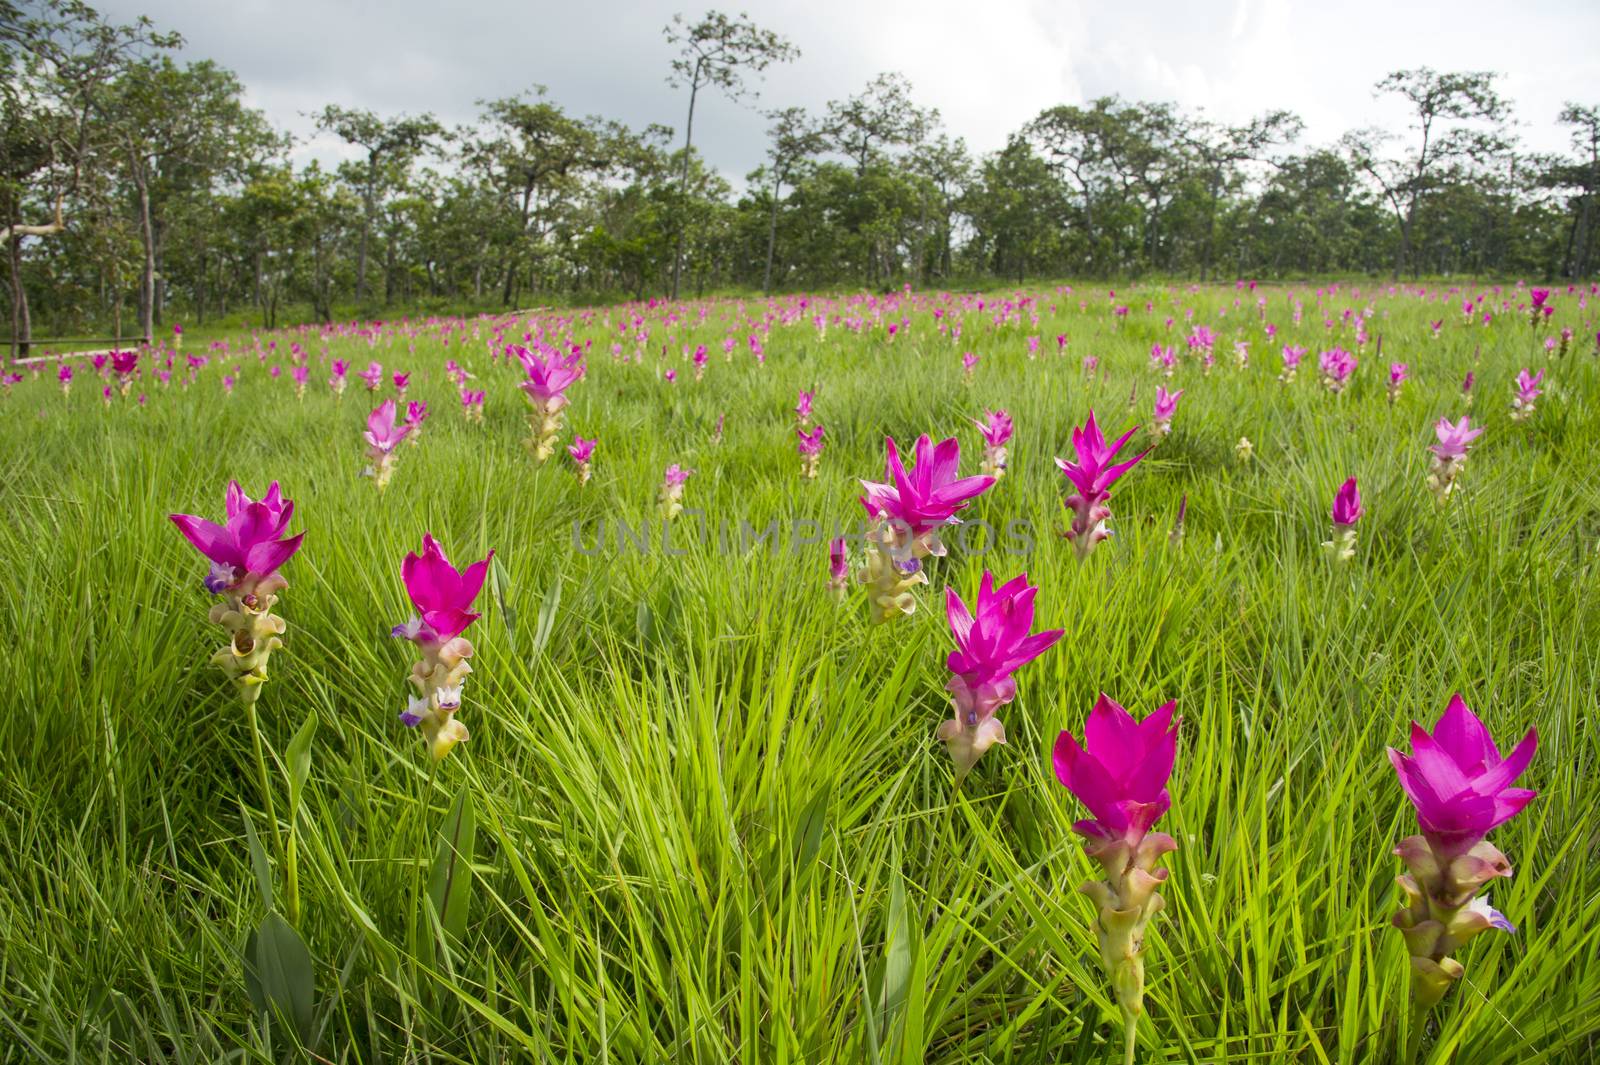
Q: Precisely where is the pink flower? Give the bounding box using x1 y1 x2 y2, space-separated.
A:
170 481 304 594
1387 694 1536 856
663 463 693 487
568 435 597 463
1529 288 1550 310
1053 694 1180 850
828 537 848 586
392 371 411 393
938 572 1064 781
1514 368 1544 404
1389 363 1409 385
1430 416 1482 461
973 409 1013 448
359 362 383 391
365 399 412 455
795 390 814 420
394 533 494 645
1331 476 1363 527
1152 386 1182 427
1055 411 1147 557
796 425 825 456
515 345 585 411
859 435 993 543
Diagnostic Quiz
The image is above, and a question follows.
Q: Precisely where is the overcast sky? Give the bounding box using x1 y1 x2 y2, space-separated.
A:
96 0 1599 182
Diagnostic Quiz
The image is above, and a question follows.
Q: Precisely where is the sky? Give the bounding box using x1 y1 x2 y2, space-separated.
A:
95 0 1600 183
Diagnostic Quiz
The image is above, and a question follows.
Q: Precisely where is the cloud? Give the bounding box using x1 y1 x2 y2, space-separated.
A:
93 0 1599 182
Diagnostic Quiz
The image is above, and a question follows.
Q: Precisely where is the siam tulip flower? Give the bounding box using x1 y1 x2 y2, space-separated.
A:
658 464 694 519
961 350 979 379
1429 319 1443 338
1150 387 1182 439
92 353 109 374
974 409 1013 480
330 358 350 398
1233 339 1250 369
1323 477 1363 562
1461 370 1475 409
827 537 849 600
0 370 20 394
1053 694 1181 1060
1426 416 1482 505
172 322 184 348
404 400 429 443
1235 436 1254 462
444 359 472 387
938 571 1063 784
291 365 309 399
101 384 112 407
112 350 138 395
1148 343 1176 377
664 369 677 383
797 424 825 480
514 345 585 462
1556 327 1573 357
169 481 304 703
363 399 412 489
1387 363 1409 405
222 373 236 397
1509 368 1543 422
692 344 708 381
393 534 494 761
58 363 73 396
1388 694 1535 1014
1527 288 1550 326
1318 347 1357 394
459 387 486 422
795 389 814 429
568 435 596 485
1082 354 1099 378
358 361 383 392
392 371 411 398
1055 411 1148 560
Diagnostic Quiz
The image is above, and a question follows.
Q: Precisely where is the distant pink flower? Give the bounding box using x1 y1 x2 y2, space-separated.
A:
514 345 585 413
1151 387 1182 437
937 571 1064 782
796 424 825 456
795 389 814 424
568 435 596 463
330 359 350 395
1056 411 1147 558
1510 368 1543 421
359 361 383 391
961 351 979 376
828 537 849 595
1430 415 1483 461
1318 348 1357 393
392 371 411 395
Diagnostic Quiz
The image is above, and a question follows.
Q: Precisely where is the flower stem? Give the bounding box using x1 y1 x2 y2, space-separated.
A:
1123 1008 1137 1065
245 700 283 869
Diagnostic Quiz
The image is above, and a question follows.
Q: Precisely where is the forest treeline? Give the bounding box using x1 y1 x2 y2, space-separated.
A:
3 1 1597 348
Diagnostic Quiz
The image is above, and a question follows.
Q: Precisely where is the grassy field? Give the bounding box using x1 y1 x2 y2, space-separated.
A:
1 282 1597 1063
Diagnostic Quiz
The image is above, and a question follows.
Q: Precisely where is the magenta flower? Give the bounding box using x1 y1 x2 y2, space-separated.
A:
1053 694 1179 851
1430 416 1482 461
859 435 993 549
359 361 383 391
1528 287 1550 310
659 463 695 518
1055 411 1147 558
796 425 825 456
170 481 304 595
1511 368 1544 421
974 409 1013 449
1388 694 1536 856
937 571 1064 782
1331 477 1363 527
664 463 693 487
1388 693 1536 1011
1151 386 1181 438
405 400 429 429
366 399 411 455
568 435 597 463
828 537 849 596
961 351 979 375
795 389 814 423
515 345 585 412
58 364 73 385
330 359 350 395
1318 347 1357 393
394 533 494 645
1389 363 1409 385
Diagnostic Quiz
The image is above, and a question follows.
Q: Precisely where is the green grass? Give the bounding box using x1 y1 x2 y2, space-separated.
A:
0 284 1597 1063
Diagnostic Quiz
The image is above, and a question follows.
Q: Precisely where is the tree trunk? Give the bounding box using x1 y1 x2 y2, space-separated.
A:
357 159 375 301
134 162 156 346
670 70 701 301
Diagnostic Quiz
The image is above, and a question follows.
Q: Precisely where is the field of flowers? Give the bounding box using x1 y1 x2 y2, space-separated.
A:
1 282 1597 1063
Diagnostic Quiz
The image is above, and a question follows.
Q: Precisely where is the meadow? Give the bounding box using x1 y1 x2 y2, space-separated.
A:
0 282 1597 1063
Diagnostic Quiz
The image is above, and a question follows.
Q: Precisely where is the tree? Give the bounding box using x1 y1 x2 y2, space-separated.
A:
1344 68 1510 278
315 105 442 303
663 9 797 299
758 106 824 292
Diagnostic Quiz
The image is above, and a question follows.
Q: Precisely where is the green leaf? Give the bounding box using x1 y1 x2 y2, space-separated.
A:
243 911 315 1044
793 787 828 876
427 784 477 942
240 803 273 913
285 712 317 810
529 577 562 660
492 553 516 635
